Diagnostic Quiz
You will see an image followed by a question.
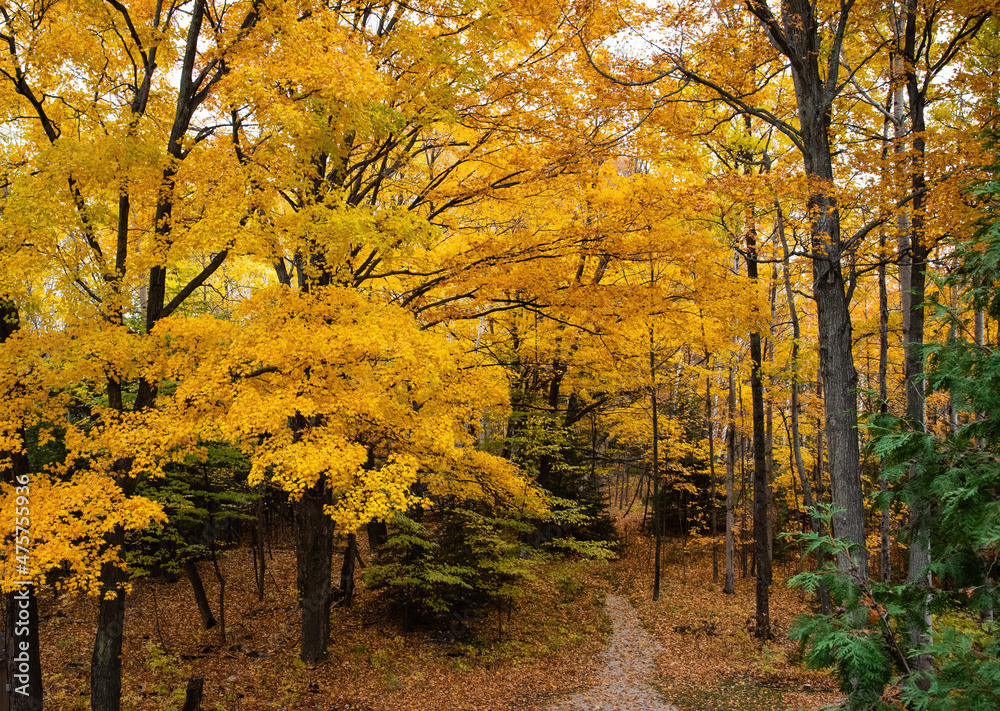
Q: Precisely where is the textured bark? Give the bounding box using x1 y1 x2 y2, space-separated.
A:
183 560 217 629
294 478 333 665
901 0 932 680
91 527 128 711
744 0 868 579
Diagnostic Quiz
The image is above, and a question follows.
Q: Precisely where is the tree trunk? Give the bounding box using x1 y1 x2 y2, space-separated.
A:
745 215 771 638
183 560 217 629
706 373 719 586
650 328 663 601
746 0 868 580
255 483 266 601
181 677 203 711
5 587 43 711
879 225 892 582
0 300 43 711
91 527 127 711
209 546 226 646
294 476 333 665
339 533 358 606
4 582 42 711
724 367 737 595
776 204 831 609
902 0 932 680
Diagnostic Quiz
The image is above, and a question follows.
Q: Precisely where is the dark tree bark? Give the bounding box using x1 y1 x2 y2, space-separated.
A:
183 560 217 629
741 0 869 579
724 367 737 595
208 545 226 646
255 483 266 601
5 585 43 711
706 373 719 585
91 527 128 711
650 328 663 601
339 533 358 606
181 677 204 711
878 224 892 582
294 477 333 665
744 205 771 638
1 300 43 711
367 520 388 549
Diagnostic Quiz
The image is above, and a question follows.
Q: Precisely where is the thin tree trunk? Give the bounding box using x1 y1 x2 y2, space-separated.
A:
183 560 217 629
902 0 932 679
879 225 892 582
651 327 663 602
707 373 719 585
745 207 771 638
725 367 737 595
256 482 266 601
339 533 358 606
209 546 226 646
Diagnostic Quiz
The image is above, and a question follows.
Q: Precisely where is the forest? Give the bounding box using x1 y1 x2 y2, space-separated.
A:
0 0 998 710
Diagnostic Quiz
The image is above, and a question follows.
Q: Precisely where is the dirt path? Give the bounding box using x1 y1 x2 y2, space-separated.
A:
547 594 678 711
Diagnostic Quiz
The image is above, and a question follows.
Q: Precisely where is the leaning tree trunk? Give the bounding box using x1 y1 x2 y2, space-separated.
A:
183 559 217 629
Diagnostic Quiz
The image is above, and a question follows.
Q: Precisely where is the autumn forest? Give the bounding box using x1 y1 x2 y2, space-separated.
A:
0 0 998 709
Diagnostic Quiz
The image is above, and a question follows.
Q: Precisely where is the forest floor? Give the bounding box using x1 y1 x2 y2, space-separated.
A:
37 514 843 711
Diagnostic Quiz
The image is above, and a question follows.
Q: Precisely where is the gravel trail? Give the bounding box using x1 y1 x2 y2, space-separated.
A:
547 595 678 711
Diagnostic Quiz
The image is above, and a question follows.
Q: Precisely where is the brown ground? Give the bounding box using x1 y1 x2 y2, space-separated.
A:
38 516 842 711
40 536 610 711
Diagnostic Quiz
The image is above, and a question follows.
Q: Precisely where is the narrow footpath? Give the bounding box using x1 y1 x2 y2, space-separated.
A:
548 595 678 711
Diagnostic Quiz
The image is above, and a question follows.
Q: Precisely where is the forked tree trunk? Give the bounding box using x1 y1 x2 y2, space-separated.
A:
777 204 832 609
745 0 869 580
